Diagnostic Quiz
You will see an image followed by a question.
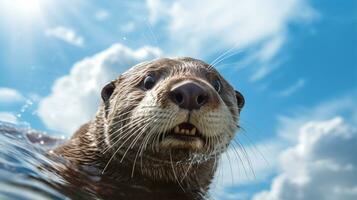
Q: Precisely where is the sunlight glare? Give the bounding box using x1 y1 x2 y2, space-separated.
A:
1 0 44 21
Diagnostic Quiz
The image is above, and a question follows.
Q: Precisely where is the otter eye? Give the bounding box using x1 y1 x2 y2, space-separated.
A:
143 75 156 90
213 79 221 92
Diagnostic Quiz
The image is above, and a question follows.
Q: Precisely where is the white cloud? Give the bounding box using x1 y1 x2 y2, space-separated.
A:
210 94 356 199
277 78 306 97
0 112 18 124
0 87 24 103
253 117 357 200
45 26 84 47
147 0 317 80
94 10 110 21
38 43 161 134
277 95 357 142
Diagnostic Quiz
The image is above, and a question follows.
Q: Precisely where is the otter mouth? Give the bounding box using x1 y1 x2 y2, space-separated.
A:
165 122 205 142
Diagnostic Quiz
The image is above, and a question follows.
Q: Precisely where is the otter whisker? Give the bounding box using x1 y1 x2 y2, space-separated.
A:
229 142 244 178
138 120 162 174
209 42 241 68
97 115 134 146
211 147 219 181
132 109 178 177
205 137 210 155
106 112 155 142
138 112 173 175
138 111 176 173
232 139 255 178
235 138 255 178
230 140 250 179
101 116 152 155
225 150 235 186
213 61 243 69
180 156 194 182
140 110 174 154
107 108 147 131
122 129 146 165
107 109 135 126
210 45 244 69
208 137 213 155
141 117 161 155
239 128 268 166
148 110 177 155
106 101 140 119
169 151 186 192
120 117 155 163
138 109 172 148
100 116 146 153
139 105 162 109
110 116 151 150
210 131 223 155
132 132 152 177
108 116 147 143
101 117 153 174
108 108 162 161
132 117 161 177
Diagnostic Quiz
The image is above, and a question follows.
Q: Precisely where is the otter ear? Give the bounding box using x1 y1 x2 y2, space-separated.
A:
235 90 245 111
101 81 116 102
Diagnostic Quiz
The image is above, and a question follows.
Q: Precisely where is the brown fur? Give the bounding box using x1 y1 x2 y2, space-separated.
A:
53 57 244 199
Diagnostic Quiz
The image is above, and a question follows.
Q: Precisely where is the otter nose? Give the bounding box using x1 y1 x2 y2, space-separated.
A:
169 81 209 110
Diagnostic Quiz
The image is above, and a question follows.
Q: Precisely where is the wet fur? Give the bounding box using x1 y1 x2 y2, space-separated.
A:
54 57 243 199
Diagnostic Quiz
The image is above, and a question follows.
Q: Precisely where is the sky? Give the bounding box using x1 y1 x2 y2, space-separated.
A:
0 0 356 199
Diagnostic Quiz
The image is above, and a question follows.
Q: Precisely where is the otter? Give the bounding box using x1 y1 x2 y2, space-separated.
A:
53 57 245 200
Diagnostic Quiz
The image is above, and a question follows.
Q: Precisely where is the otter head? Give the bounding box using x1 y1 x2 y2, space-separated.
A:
98 57 244 181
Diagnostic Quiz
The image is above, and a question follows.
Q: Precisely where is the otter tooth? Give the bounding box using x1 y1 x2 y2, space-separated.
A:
185 130 190 135
190 128 196 135
174 126 180 134
180 129 185 134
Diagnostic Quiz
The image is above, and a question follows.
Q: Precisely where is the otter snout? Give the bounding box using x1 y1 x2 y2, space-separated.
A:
169 81 209 110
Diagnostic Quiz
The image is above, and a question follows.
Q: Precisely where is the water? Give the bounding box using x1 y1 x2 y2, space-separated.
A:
0 121 107 200
0 122 216 200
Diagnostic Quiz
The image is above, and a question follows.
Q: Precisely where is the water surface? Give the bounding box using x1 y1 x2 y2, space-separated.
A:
0 121 111 200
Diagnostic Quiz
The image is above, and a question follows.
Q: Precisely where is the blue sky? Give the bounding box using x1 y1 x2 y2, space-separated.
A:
0 0 356 199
